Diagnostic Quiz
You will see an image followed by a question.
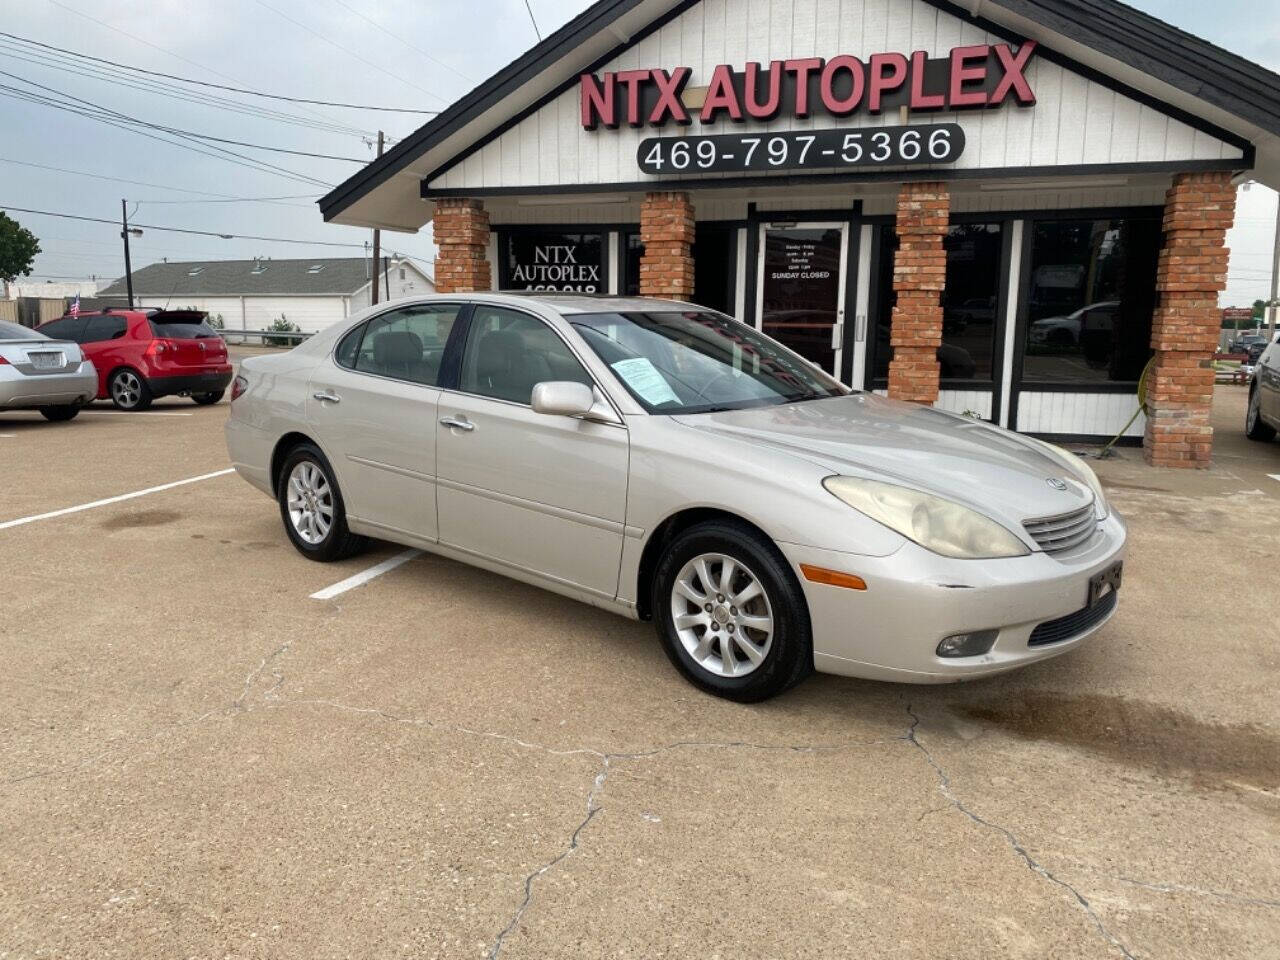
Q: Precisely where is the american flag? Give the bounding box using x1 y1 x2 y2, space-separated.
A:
69 295 80 319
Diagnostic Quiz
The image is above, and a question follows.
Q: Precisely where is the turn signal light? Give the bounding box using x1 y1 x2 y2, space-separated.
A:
799 564 867 591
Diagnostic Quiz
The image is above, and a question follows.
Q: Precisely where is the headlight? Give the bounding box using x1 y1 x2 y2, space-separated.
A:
823 476 1029 560
1023 437 1108 519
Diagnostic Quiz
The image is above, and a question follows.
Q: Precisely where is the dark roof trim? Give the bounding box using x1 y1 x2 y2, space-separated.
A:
420 156 1250 200
318 0 649 221
324 0 1274 222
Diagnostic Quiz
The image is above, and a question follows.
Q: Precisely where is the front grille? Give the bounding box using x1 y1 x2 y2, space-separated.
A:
1028 590 1117 646
1023 503 1097 554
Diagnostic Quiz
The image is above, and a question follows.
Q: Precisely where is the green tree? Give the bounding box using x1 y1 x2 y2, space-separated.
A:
1253 299 1267 323
0 212 40 283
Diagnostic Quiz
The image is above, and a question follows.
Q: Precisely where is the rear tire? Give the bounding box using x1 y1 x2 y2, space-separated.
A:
1246 386 1276 441
652 520 813 702
109 368 152 411
192 390 225 406
38 404 81 422
277 442 368 562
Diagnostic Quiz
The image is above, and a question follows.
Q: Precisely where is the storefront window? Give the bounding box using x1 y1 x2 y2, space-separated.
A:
869 224 898 383
1022 216 1160 384
623 232 643 297
941 223 1002 381
501 231 605 292
693 224 736 316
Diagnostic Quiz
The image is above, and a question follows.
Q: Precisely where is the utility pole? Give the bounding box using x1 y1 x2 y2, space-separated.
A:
1268 190 1280 340
370 130 385 305
120 199 140 309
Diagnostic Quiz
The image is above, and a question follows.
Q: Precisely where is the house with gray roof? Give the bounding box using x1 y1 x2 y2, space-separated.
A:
96 256 434 334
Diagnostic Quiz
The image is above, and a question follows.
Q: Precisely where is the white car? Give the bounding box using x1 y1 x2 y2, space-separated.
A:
0 319 98 420
226 294 1125 701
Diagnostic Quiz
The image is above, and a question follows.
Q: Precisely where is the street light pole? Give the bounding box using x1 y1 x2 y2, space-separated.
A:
121 199 136 309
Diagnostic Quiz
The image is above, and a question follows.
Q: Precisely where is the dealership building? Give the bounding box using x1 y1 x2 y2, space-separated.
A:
320 0 1280 466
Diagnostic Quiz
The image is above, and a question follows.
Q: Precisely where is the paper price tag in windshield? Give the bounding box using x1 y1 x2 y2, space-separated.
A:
611 358 680 406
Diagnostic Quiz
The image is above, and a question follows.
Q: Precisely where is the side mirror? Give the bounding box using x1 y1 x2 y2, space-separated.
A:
531 381 595 417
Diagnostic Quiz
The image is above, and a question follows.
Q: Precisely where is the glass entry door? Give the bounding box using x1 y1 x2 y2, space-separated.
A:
755 222 850 377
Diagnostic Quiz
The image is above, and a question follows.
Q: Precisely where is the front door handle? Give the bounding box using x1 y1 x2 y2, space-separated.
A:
439 416 474 432
313 390 341 403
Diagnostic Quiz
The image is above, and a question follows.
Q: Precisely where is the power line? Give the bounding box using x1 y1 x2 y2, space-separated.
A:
0 30 437 117
324 0 476 87
0 69 366 163
0 156 319 205
1 203 370 248
0 38 378 138
523 0 543 40
0 79 334 188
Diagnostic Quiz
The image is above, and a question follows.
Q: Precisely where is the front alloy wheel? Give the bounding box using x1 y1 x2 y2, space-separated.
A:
109 369 151 411
653 520 812 702
670 553 774 678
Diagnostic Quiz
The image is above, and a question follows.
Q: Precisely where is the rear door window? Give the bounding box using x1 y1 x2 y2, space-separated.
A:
39 316 87 342
350 303 461 386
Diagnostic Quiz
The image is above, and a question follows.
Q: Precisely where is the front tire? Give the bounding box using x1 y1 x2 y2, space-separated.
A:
109 369 152 411
277 443 368 562
652 520 813 702
38 404 81 422
1246 386 1276 441
192 390 225 406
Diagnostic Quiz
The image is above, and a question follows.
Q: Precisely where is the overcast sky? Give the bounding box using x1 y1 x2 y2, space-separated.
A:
2 0 1276 306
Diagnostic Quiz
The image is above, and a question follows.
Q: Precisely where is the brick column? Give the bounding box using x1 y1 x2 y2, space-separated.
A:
639 191 695 299
1143 172 1237 468
887 182 949 404
433 198 491 293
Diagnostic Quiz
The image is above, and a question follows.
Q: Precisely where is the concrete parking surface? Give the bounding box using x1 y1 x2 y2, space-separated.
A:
2 383 1278 959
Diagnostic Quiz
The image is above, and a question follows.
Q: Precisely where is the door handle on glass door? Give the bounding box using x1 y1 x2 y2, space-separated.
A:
312 390 341 403
440 416 474 432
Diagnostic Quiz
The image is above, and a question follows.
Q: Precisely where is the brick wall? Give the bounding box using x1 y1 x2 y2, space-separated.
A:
1143 172 1237 468
433 198 491 294
887 182 950 404
639 191 695 298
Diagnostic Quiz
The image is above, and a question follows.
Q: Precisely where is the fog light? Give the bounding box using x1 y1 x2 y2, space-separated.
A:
936 630 998 658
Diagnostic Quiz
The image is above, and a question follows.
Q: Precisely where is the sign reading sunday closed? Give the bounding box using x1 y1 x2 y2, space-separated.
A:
502 232 606 292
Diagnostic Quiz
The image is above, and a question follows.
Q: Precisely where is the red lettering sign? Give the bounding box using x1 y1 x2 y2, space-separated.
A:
578 43 1037 130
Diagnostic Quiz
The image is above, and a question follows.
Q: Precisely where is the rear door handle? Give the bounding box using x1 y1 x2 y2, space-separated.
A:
312 390 341 403
439 416 474 432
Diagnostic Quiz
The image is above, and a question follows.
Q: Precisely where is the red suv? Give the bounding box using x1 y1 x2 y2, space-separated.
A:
37 309 232 410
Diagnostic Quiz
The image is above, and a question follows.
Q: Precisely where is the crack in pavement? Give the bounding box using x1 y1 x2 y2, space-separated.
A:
1115 876 1280 910
904 704 1138 960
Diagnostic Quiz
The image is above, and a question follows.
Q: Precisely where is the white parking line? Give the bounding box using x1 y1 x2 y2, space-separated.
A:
310 549 422 600
0 433 14 438
0 468 235 531
78 410 194 417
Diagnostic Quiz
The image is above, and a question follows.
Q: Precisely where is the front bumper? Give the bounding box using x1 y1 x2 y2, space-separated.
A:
779 511 1127 683
148 367 233 397
0 362 98 408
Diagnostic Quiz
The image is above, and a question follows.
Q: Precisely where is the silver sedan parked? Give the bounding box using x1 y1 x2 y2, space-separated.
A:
0 319 97 421
226 294 1126 701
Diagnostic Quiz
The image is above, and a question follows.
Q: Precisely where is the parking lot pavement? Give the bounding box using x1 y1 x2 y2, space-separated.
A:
2 386 1278 959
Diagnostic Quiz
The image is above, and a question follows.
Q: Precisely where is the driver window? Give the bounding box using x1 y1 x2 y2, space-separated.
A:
459 306 592 404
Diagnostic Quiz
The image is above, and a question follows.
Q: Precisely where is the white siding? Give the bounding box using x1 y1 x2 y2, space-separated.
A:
936 389 993 420
429 0 1244 192
1015 391 1145 438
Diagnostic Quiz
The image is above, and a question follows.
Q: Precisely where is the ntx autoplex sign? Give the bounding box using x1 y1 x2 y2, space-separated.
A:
579 41 1036 128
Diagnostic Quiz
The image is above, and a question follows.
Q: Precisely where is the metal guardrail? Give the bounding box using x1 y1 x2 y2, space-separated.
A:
216 329 316 346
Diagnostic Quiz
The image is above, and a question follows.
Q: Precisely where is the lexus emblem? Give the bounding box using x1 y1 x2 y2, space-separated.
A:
1046 477 1068 491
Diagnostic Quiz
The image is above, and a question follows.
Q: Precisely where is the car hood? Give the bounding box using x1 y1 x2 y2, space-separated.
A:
672 393 1095 526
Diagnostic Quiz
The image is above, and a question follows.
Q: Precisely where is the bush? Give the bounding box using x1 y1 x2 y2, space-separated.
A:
267 314 302 347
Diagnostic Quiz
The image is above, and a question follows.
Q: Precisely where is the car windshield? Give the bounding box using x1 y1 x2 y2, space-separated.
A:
0 320 44 340
570 310 848 414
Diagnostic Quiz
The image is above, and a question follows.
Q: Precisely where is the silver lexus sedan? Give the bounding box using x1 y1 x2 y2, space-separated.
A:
0 319 98 421
226 294 1125 701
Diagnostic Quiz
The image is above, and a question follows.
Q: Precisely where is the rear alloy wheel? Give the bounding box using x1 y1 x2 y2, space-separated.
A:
192 390 225 406
1246 387 1276 442
653 520 813 702
109 369 152 411
277 443 367 562
38 404 81 422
